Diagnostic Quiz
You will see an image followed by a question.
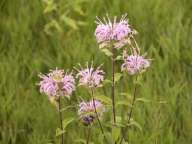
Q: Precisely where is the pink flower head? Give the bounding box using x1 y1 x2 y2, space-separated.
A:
76 64 104 88
112 15 131 41
39 69 75 99
121 54 150 75
78 99 105 125
95 24 112 43
95 14 132 49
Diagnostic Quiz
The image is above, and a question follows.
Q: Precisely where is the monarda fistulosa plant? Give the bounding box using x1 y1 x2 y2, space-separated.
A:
38 14 151 144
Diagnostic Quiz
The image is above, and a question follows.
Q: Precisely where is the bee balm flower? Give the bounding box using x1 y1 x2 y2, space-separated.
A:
112 15 131 41
95 14 132 49
39 69 75 99
76 64 104 88
95 24 112 43
78 99 105 126
121 55 150 75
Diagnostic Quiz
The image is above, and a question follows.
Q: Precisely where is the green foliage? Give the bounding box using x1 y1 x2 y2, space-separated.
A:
114 73 123 83
0 0 192 143
42 0 89 34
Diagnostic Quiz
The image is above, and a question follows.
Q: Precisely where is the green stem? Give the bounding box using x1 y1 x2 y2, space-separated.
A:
86 127 91 144
119 76 138 144
112 45 116 124
58 97 64 144
91 89 108 144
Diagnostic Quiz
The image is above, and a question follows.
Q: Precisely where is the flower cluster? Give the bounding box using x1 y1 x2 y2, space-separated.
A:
39 69 75 99
95 14 132 49
37 14 152 139
76 64 104 88
121 53 150 75
78 99 105 125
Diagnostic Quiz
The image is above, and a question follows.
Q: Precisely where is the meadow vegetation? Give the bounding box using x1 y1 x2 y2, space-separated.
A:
0 0 192 143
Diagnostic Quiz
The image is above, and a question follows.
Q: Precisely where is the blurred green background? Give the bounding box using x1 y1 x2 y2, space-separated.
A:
0 0 192 143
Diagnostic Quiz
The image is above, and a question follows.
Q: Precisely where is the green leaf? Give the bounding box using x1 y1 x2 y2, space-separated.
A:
112 127 121 142
116 100 131 107
43 3 57 13
120 93 132 100
60 15 78 30
44 20 62 35
127 119 142 132
95 95 112 105
74 138 86 144
99 43 110 49
103 79 112 85
73 5 85 15
114 73 122 83
116 116 122 123
56 128 65 137
77 21 88 26
115 55 123 61
101 48 112 57
104 132 113 144
62 117 75 129
98 132 104 143
60 105 76 112
136 98 150 103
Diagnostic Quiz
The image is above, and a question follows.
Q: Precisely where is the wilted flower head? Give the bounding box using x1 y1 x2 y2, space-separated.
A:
95 14 132 49
76 63 104 88
39 69 75 99
78 99 105 125
121 53 150 75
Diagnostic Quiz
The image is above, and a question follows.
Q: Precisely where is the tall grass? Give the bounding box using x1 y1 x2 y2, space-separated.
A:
0 0 192 143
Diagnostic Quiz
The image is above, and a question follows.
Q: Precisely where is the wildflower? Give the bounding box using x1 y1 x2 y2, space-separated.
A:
121 54 150 75
39 69 75 99
95 14 132 49
76 64 104 88
95 24 112 43
78 99 105 125
112 16 131 41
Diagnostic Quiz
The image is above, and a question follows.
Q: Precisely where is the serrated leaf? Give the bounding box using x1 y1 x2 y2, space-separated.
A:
95 95 112 105
114 73 122 83
62 117 75 129
60 15 78 30
101 48 112 57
